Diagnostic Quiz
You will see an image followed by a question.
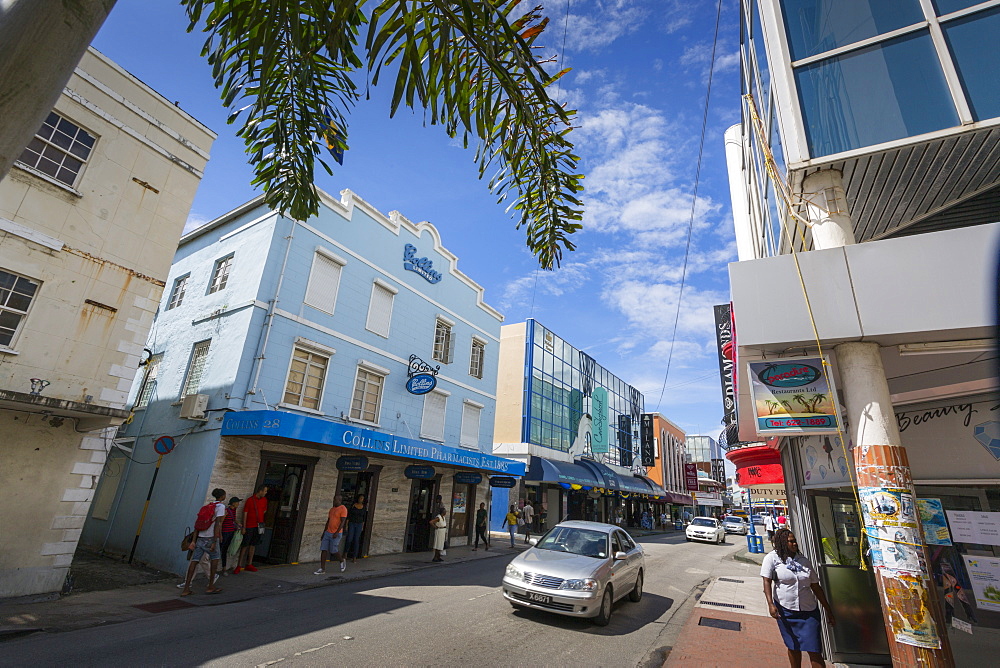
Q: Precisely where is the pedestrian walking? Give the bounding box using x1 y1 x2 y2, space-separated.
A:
181 488 226 596
777 513 789 530
344 494 367 563
219 496 241 574
315 494 348 574
521 500 534 543
660 511 668 530
764 512 777 542
234 484 268 574
761 529 835 667
473 502 489 551
502 505 518 547
430 507 447 562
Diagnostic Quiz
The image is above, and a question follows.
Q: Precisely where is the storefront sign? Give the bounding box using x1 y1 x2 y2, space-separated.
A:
490 476 517 488
336 455 369 472
591 387 609 454
406 374 437 395
917 499 952 546
713 303 736 425
684 463 699 491
800 434 853 488
963 555 1000 612
946 510 1000 546
748 356 840 435
640 413 655 466
405 465 435 480
403 243 442 283
221 410 525 476
454 472 482 485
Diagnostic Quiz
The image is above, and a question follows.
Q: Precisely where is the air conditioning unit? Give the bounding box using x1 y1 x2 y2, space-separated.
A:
179 393 209 420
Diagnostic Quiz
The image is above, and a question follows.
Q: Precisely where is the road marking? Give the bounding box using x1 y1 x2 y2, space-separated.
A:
256 659 284 667
468 589 500 600
685 568 709 574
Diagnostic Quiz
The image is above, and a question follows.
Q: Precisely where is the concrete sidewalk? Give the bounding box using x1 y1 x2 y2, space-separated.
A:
0 532 523 639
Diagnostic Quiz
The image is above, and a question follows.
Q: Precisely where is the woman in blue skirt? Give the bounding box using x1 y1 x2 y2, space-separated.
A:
761 529 836 667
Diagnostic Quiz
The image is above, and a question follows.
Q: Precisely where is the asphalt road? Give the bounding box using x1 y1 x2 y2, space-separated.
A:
1 532 748 667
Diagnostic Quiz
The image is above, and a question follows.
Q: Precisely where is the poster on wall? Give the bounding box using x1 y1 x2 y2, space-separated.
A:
963 555 1000 612
946 511 1000 546
452 491 467 515
800 434 853 488
859 487 924 574
881 573 943 649
748 357 841 435
917 499 953 546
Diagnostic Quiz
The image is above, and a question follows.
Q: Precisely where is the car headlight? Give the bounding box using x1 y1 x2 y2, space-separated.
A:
505 564 522 580
559 578 598 591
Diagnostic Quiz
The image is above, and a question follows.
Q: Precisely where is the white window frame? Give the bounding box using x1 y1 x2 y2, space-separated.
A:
469 336 486 379
208 253 234 294
0 268 41 350
16 111 96 188
420 388 450 442
281 338 334 412
304 247 347 315
460 399 484 449
180 340 211 399
365 279 397 338
350 362 389 425
135 353 162 408
432 317 455 364
167 274 189 310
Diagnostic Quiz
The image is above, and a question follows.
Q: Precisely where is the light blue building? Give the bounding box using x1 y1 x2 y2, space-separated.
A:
81 189 523 573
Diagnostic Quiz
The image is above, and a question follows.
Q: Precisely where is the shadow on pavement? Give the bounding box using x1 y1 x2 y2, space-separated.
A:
509 592 674 636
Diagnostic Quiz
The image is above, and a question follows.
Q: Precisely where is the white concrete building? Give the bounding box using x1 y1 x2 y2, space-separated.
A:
0 48 214 597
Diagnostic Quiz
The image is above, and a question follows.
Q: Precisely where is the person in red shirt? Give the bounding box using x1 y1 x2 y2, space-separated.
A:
315 495 348 574
234 485 268 574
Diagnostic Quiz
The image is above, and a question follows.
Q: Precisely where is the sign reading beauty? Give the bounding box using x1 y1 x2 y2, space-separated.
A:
748 356 841 435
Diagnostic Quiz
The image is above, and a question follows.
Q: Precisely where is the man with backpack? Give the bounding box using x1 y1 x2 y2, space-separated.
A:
181 488 227 596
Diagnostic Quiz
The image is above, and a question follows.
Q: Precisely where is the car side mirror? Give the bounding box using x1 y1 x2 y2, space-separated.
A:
614 551 628 561
528 538 538 546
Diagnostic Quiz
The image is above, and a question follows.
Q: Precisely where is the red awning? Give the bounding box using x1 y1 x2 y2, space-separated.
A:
726 444 784 487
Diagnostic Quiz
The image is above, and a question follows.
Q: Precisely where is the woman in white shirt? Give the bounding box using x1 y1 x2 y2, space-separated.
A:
430 508 448 563
761 529 836 667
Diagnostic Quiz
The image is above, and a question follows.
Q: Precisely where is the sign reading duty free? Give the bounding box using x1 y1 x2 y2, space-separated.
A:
747 356 841 435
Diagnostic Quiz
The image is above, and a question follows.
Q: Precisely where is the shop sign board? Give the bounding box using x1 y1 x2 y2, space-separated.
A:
336 455 369 472
713 303 736 425
800 434 853 488
404 465 435 480
684 463 699 491
591 387 609 454
916 499 952 546
748 356 841 435
963 555 1000 612
946 510 1000 546
403 243 442 283
454 472 482 485
406 374 437 395
640 413 655 466
490 476 517 488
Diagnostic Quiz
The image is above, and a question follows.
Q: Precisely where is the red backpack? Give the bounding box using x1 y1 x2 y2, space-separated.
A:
194 502 219 531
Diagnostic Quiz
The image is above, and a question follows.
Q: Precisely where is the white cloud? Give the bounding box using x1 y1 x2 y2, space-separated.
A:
183 213 212 234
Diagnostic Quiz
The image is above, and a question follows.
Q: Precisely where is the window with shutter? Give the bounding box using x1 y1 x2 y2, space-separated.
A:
420 390 448 441
135 353 162 408
460 401 482 449
351 368 385 423
304 251 345 314
366 282 395 337
469 339 485 378
283 345 330 410
181 340 211 398
432 319 453 363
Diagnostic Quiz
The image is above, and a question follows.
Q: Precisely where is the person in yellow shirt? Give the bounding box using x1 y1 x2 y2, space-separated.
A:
502 505 519 548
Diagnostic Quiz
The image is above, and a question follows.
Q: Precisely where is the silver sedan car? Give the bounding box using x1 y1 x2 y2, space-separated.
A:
502 521 645 626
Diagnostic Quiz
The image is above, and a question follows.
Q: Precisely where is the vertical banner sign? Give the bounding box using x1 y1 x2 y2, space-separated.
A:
684 463 699 491
640 413 655 466
591 387 609 454
714 304 736 424
748 356 841 435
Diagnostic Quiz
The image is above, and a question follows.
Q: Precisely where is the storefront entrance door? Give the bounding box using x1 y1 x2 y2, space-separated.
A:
337 468 380 558
449 484 475 543
256 452 317 564
405 479 438 552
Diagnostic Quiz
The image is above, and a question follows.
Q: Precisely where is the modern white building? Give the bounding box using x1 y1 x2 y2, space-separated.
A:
0 48 214 597
727 1 1000 664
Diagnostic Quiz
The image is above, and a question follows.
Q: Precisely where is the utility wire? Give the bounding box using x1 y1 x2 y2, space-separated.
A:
654 0 725 412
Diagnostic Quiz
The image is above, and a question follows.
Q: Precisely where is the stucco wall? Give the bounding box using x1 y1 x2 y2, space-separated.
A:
493 322 527 444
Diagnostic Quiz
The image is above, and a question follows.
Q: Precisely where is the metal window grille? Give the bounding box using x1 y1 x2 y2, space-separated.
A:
167 275 188 310
351 368 384 422
469 340 485 378
17 112 95 187
181 340 211 398
0 270 39 347
136 354 162 408
208 255 233 294
433 319 453 363
283 346 328 410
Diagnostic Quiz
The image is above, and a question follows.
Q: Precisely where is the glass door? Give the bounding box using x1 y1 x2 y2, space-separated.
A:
257 459 312 564
338 469 378 558
449 484 474 542
405 479 437 552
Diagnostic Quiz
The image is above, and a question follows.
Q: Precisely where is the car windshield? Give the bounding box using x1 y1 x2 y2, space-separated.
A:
691 518 716 527
724 518 743 524
535 526 609 558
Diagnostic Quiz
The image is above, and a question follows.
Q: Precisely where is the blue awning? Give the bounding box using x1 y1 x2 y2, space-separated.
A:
636 475 667 497
575 458 622 491
618 474 654 495
526 457 602 488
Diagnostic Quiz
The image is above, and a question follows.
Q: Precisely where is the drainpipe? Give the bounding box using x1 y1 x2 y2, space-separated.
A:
243 218 296 409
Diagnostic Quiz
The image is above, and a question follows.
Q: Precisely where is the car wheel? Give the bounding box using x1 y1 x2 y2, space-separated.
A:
685 536 691 541
718 533 725 544
629 570 643 602
594 587 613 626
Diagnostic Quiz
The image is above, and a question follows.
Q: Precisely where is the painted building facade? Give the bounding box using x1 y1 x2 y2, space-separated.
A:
81 189 522 575
0 48 213 597
645 413 694 521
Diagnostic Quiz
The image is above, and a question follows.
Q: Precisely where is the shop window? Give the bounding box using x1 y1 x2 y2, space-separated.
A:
208 254 233 294
135 353 162 408
17 111 96 187
779 0 924 61
942 6 1000 121
469 338 485 379
351 366 385 423
420 390 448 441
167 274 189 310
460 400 482 449
181 340 211 398
283 344 330 410
304 249 346 315
365 280 396 338
0 269 40 348
433 318 453 364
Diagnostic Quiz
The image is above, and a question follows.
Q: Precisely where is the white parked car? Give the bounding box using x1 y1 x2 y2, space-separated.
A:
502 521 645 626
686 516 725 544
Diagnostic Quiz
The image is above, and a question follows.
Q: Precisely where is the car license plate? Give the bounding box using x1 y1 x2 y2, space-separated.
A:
527 592 552 604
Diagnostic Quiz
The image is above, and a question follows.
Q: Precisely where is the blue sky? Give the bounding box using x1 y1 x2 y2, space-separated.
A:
92 0 741 438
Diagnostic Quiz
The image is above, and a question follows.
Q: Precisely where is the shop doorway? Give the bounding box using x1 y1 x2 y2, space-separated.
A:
449 484 476 544
405 478 438 552
337 466 381 559
255 452 317 564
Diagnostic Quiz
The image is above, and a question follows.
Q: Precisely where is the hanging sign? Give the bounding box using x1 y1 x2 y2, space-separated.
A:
404 465 436 480
591 387 609 454
747 356 841 435
454 472 483 485
684 463 699 491
714 303 737 425
406 374 437 395
153 436 176 455
489 476 517 488
336 455 369 472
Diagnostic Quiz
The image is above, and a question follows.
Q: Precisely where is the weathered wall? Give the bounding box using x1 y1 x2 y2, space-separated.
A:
493 322 527 444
